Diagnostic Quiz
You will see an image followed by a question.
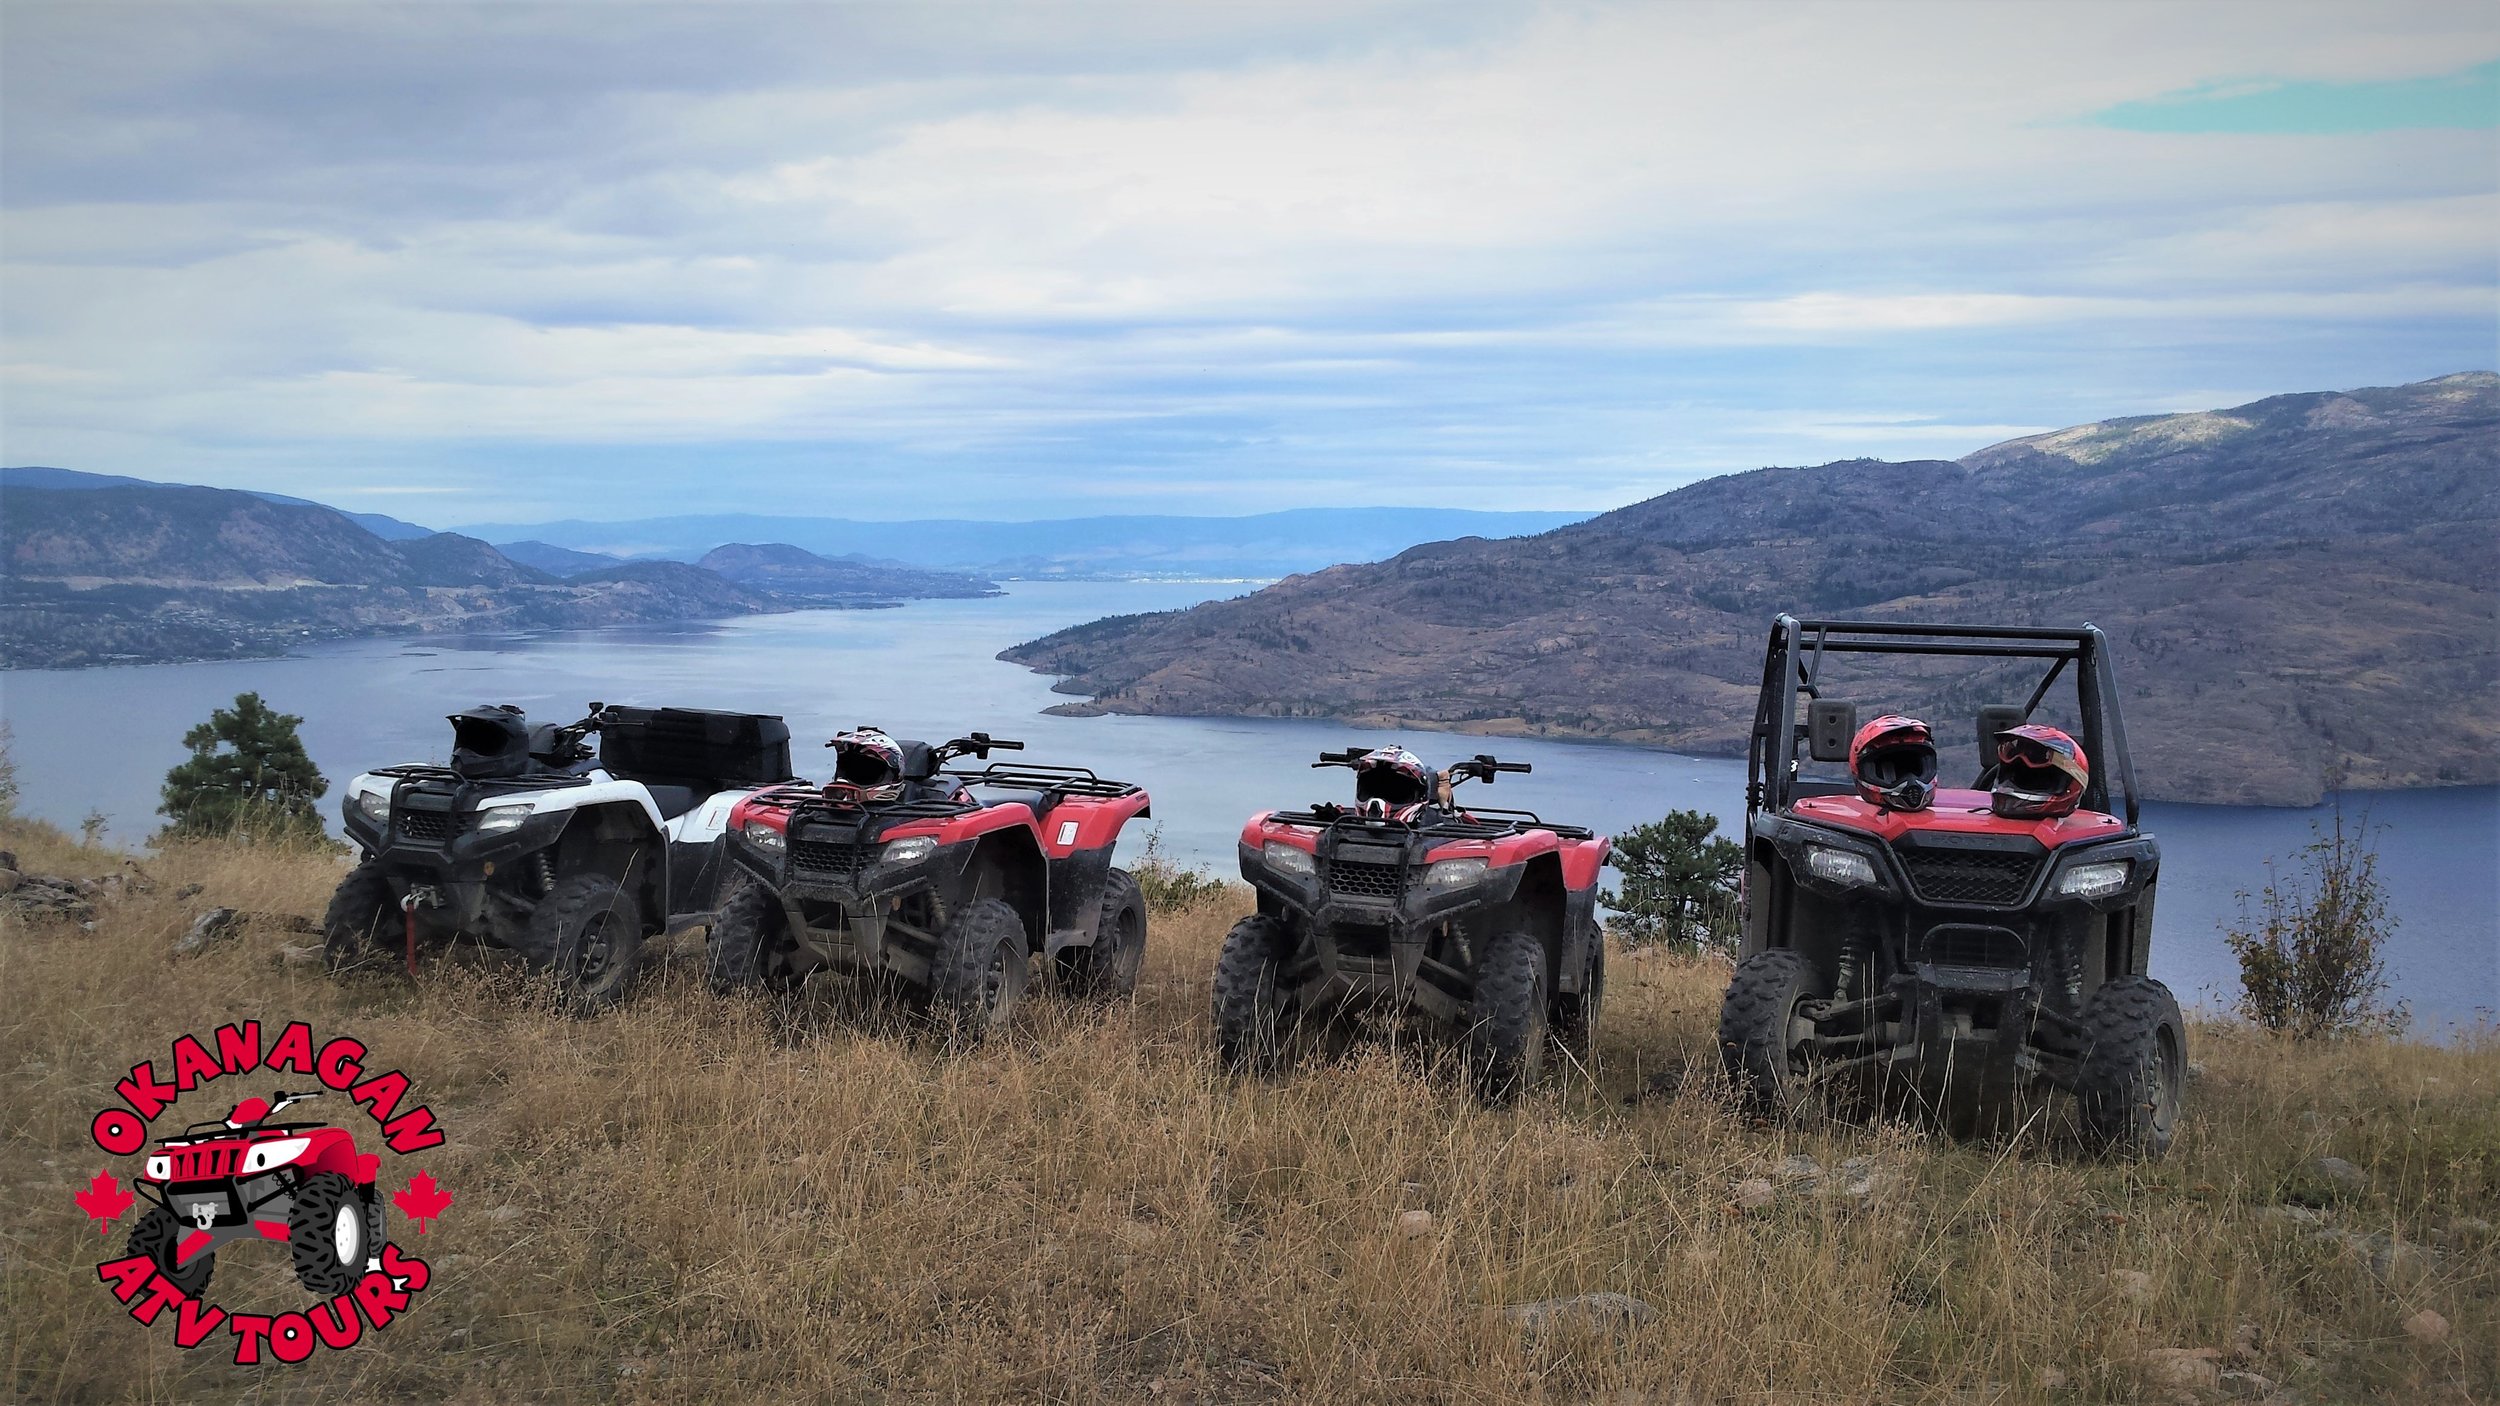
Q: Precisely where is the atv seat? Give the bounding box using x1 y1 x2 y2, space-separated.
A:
641 785 703 821
980 788 1056 818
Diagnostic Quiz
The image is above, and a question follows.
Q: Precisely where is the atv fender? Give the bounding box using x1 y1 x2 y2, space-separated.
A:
550 802 669 935
964 827 1048 952
1036 790 1150 858
1555 838 1613 996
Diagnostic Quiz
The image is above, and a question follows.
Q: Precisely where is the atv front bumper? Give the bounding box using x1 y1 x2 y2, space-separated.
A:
1798 969 2089 1102
344 806 572 932
728 837 983 988
1241 852 1528 1023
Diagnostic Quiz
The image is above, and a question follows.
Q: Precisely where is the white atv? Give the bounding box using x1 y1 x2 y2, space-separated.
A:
325 702 793 1012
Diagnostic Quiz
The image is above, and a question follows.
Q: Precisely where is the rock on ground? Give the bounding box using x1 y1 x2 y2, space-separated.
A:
1502 1292 1659 1337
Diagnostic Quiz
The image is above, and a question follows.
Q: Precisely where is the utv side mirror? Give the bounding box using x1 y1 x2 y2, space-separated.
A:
1807 700 1857 762
1977 704 2026 757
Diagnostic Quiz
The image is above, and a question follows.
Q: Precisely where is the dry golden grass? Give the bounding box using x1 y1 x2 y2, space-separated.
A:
1 820 2492 1404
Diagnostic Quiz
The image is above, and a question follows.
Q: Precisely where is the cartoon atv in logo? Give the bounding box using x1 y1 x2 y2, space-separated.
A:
1221 747 1612 1103
329 702 794 1013
126 1090 383 1298
714 728 1152 1039
1722 617 2181 1157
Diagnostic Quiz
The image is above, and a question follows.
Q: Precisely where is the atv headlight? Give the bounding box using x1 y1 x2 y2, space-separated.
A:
882 837 936 866
741 820 785 853
349 787 390 826
1804 845 1879 889
475 802 534 834
1262 842 1315 879
145 1155 170 1182
1424 858 1488 890
2057 860 2131 900
240 1138 312 1175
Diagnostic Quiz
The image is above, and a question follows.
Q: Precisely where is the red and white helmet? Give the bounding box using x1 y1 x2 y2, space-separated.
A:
827 727 906 802
1850 714 1937 812
1991 724 2089 819
1354 746 1435 808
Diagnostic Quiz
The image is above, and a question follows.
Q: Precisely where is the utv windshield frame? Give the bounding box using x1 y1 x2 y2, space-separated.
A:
1746 616 2143 826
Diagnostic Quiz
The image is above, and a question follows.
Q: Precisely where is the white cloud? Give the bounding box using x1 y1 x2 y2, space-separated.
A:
1 1 2493 518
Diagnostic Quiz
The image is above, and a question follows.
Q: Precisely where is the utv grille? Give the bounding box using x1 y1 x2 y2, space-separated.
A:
1898 849 2039 906
394 809 459 843
791 840 877 878
169 1145 240 1180
1327 860 1409 901
1920 925 2029 971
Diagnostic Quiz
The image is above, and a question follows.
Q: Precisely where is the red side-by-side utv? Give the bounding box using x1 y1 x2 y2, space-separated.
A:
1721 617 2183 1156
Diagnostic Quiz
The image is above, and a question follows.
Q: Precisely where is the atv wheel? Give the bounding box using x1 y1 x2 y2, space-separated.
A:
1553 924 1606 1064
321 859 400 975
930 898 1030 1043
1059 867 1148 999
126 1205 214 1298
1466 929 1550 1104
528 872 647 1016
1212 914 1300 1075
708 882 802 995
289 1173 374 1295
1719 949 1820 1118
2072 976 2186 1159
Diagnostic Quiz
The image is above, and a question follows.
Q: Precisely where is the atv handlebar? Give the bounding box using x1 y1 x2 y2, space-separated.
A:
1447 753 1531 786
938 732 1025 762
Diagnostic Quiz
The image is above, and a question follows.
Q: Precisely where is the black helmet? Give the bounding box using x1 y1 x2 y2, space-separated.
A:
1353 746 1434 808
448 705 530 779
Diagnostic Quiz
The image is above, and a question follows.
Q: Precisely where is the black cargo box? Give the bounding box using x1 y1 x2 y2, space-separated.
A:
599 706 793 788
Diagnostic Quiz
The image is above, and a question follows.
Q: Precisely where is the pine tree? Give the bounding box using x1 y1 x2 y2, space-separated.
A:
158 693 329 841
1599 809 1744 952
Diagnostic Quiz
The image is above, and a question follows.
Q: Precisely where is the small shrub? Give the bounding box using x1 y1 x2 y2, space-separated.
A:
2226 797 2404 1037
79 810 109 847
0 722 19 822
1600 809 1743 953
1127 827 1229 912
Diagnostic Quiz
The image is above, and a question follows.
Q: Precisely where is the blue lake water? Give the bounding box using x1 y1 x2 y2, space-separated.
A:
4 581 2492 1035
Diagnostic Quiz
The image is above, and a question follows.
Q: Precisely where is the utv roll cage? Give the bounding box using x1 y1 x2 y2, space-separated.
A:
1748 617 2144 826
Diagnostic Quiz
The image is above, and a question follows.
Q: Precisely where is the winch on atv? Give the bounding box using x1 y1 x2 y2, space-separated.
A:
326 702 795 1013
1720 616 2182 1157
1219 746 1611 1103
712 729 1152 1041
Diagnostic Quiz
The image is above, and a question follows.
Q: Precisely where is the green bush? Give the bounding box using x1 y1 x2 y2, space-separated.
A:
1127 828 1229 912
2226 798 2404 1037
158 692 331 843
1600 809 1743 953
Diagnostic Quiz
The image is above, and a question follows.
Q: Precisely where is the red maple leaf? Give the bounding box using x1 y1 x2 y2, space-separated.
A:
393 1170 452 1233
75 1168 134 1234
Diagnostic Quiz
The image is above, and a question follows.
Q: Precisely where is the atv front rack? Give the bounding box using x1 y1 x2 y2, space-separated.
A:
1264 807 1593 841
370 763 596 794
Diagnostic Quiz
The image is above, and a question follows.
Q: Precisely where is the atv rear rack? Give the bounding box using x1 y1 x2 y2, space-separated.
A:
948 762 1145 800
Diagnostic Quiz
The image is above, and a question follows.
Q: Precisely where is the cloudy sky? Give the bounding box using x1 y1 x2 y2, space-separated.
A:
2 2 2493 525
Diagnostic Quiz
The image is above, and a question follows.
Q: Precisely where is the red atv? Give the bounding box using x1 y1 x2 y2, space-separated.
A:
712 730 1151 1039
126 1090 383 1297
1722 617 2180 1156
1221 748 1612 1102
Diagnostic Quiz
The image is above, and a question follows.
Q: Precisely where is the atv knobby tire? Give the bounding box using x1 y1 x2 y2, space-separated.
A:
321 859 400 975
528 872 647 1016
127 1204 214 1298
2072 976 2186 1160
1212 914 1299 1075
288 1172 375 1295
930 898 1029 1044
708 881 802 995
1553 923 1606 1064
1466 929 1550 1104
1719 948 1820 1118
1060 867 1147 999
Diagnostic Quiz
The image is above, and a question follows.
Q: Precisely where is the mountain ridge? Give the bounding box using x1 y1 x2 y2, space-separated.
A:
1003 373 2500 806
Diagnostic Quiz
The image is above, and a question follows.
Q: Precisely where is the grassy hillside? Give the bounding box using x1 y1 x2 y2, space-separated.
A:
3 824 2491 1403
